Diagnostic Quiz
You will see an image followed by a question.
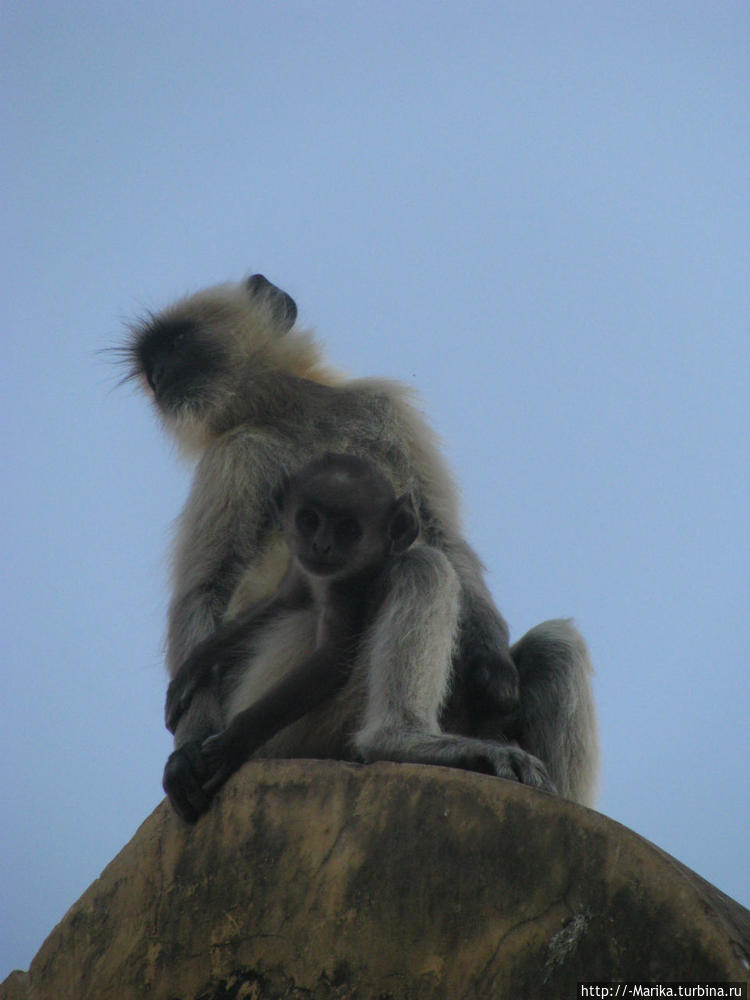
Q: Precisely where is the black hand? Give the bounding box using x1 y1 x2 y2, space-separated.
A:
162 742 214 823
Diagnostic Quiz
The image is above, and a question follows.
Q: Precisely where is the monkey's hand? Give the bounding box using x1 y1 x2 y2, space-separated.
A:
162 726 249 823
165 668 209 734
165 645 227 732
162 742 215 824
459 608 520 720
199 728 247 798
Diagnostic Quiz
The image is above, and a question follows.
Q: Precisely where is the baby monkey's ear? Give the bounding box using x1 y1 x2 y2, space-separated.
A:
388 494 419 554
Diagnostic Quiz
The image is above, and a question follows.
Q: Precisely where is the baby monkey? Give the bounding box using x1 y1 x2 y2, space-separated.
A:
164 453 419 808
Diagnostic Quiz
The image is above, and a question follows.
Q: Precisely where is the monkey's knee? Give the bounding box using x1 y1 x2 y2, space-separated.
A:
382 544 460 601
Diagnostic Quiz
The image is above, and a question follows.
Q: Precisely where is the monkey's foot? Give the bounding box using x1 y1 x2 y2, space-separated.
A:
477 743 556 794
357 731 557 794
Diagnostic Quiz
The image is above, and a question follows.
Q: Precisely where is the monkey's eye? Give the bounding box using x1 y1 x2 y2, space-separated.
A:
336 517 362 542
295 508 320 536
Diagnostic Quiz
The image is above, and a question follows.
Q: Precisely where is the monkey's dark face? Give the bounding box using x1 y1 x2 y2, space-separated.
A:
279 462 394 579
123 276 314 453
290 502 372 578
132 317 228 414
277 456 419 580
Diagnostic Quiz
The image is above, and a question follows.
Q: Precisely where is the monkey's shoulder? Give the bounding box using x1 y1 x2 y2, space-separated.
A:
343 376 421 418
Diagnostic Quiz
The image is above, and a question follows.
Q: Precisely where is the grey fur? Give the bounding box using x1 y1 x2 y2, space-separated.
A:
128 274 599 813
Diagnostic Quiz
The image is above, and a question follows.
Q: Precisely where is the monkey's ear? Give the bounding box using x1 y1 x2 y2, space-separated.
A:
388 495 419 553
271 465 292 527
246 274 298 333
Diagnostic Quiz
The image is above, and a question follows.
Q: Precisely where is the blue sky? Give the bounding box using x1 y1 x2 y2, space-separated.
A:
2 1 748 977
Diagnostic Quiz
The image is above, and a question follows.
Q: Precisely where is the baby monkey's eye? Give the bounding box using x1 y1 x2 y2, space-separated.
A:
295 508 320 536
336 516 362 542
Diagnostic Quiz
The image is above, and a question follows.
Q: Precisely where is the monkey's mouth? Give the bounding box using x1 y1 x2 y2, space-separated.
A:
299 555 347 577
150 375 199 410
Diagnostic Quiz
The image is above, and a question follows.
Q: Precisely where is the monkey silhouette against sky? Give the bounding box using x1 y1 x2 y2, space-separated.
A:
126 273 598 822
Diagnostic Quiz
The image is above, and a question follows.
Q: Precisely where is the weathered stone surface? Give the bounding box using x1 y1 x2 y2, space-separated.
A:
3 760 749 999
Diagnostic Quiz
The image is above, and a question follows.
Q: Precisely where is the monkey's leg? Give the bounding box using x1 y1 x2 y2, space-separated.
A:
165 599 280 733
163 608 317 823
162 602 294 823
511 619 600 806
353 546 555 792
200 642 354 795
165 635 233 734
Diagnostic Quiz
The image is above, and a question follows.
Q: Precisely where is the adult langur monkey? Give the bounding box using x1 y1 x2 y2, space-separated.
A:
125 273 599 822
